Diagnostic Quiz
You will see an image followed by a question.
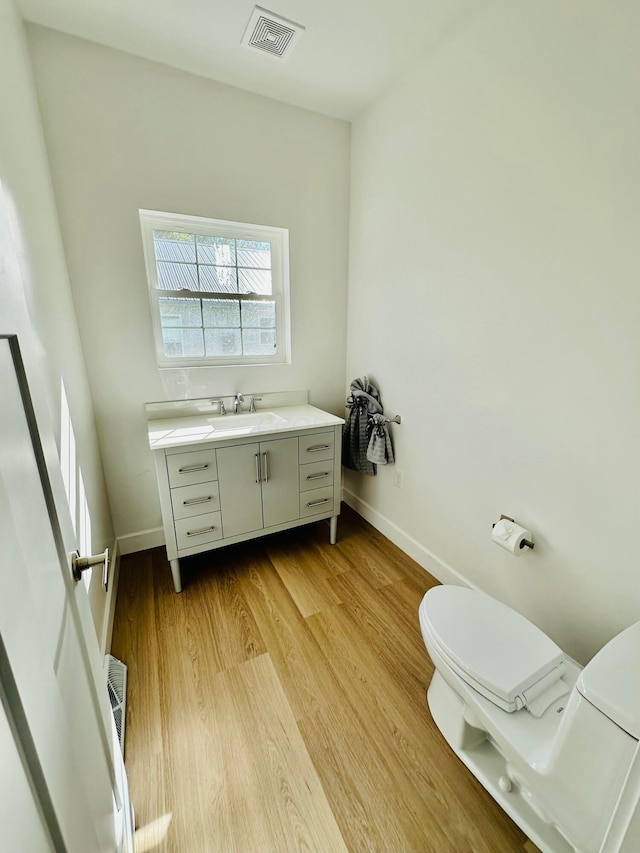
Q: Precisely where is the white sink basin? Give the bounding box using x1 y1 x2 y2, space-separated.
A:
206 411 286 430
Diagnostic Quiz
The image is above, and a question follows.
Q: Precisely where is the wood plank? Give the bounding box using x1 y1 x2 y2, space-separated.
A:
207 653 348 853
158 542 266 675
297 701 419 853
325 570 433 705
376 572 438 635
110 550 166 843
264 530 346 617
236 549 341 721
338 506 433 587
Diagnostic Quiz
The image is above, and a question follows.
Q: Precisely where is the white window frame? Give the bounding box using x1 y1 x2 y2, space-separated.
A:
139 209 291 368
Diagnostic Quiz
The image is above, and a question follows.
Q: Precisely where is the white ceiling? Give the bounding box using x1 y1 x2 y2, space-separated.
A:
17 0 477 120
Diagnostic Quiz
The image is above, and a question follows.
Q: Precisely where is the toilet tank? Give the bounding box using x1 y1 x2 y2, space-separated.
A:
576 622 640 739
511 690 637 853
516 622 640 853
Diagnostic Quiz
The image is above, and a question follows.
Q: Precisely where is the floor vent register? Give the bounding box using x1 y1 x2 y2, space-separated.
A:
106 653 128 753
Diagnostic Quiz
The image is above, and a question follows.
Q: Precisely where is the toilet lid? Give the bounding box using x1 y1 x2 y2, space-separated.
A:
420 586 565 711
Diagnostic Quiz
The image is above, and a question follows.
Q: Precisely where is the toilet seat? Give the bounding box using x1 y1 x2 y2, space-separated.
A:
419 586 566 713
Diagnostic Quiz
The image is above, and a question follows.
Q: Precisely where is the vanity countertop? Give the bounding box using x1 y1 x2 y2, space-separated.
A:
148 404 345 451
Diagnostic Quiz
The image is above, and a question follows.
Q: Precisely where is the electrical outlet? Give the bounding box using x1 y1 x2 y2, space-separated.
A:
393 470 402 488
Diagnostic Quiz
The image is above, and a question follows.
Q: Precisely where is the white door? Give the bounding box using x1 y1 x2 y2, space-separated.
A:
0 335 129 852
0 698 55 851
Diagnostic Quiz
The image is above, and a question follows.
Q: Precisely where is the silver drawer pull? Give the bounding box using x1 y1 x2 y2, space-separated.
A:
307 444 331 453
307 498 331 508
255 453 261 484
262 452 269 484
182 496 213 506
306 472 329 481
178 463 209 473
186 525 216 537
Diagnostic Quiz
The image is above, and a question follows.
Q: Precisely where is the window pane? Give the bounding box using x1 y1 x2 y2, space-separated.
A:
162 327 204 358
242 301 276 329
242 328 276 356
196 234 235 266
159 297 202 327
199 265 238 293
236 240 271 269
153 231 196 262
202 299 240 328
238 269 272 294
156 261 198 290
204 328 242 357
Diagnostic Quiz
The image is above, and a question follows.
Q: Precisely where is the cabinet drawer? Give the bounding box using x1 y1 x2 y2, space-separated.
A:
299 460 334 493
300 485 334 518
167 448 218 488
299 431 334 464
171 482 221 520
175 511 222 551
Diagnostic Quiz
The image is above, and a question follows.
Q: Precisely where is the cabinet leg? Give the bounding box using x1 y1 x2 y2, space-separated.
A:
329 515 338 545
170 559 183 594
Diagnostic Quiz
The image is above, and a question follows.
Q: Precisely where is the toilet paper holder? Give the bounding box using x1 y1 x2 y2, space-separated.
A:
493 515 534 550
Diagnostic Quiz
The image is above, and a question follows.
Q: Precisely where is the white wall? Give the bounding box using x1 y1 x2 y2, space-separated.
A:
27 26 351 548
346 0 640 663
0 0 115 643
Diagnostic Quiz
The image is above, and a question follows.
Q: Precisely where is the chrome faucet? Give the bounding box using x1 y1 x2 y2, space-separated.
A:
210 399 226 416
234 393 244 413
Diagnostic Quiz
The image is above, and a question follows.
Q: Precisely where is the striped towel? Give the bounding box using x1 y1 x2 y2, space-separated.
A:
366 413 394 465
343 376 383 476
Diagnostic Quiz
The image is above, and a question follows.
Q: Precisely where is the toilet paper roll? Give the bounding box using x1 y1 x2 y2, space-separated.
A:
491 518 532 554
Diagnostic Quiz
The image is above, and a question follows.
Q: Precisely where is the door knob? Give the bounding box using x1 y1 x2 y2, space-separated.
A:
72 548 109 589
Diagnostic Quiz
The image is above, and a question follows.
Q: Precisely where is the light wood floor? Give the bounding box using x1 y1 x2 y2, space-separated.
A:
112 505 539 853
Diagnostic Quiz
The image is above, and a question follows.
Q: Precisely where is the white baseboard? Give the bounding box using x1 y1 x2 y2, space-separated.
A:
117 526 165 555
342 487 474 590
101 537 120 655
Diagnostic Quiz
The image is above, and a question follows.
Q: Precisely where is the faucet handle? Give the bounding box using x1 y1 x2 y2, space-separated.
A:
249 396 262 413
210 399 226 416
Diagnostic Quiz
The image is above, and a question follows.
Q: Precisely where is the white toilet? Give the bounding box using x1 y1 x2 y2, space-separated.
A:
419 585 640 853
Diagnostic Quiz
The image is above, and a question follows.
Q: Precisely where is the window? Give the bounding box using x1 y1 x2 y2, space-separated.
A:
140 210 290 367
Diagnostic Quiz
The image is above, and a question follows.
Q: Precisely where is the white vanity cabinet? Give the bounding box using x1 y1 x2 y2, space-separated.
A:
150 411 342 593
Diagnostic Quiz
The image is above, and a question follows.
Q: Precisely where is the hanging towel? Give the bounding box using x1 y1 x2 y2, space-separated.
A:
366 413 394 465
343 376 383 475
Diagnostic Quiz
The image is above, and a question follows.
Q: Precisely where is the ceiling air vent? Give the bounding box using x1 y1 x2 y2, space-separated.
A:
241 6 305 60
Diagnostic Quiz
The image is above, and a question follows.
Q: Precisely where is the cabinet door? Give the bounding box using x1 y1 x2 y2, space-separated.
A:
216 443 264 538
261 436 300 528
